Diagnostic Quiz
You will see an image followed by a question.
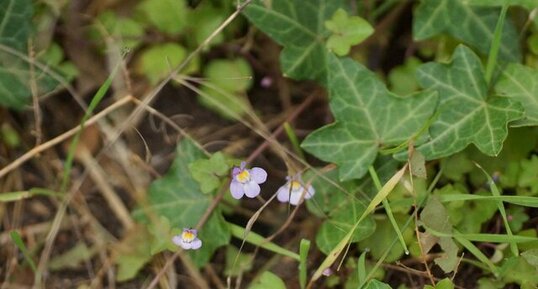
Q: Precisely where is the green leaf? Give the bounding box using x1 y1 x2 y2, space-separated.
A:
248 272 286 289
413 45 524 160
495 64 538 126
518 156 538 196
304 169 356 217
243 0 345 83
424 278 454 289
96 10 145 50
49 243 95 271
0 0 59 109
136 0 188 35
507 206 529 233
189 152 230 194
324 9 373 56
197 58 253 119
501 256 538 286
521 249 538 270
358 214 413 262
140 138 230 267
413 0 521 62
316 198 376 254
364 279 392 289
225 246 254 277
420 196 459 273
205 58 253 92
114 225 152 282
135 43 189 84
388 57 423 95
301 55 437 180
188 3 225 47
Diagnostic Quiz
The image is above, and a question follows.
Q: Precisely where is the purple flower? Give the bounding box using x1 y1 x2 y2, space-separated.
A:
172 228 202 250
276 175 315 206
230 161 267 199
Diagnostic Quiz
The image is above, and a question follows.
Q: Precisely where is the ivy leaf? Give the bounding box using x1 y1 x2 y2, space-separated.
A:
325 9 373 56
243 0 345 83
413 45 524 160
316 198 376 254
413 0 521 62
0 0 59 109
138 138 231 267
495 64 538 127
189 152 230 194
301 55 437 180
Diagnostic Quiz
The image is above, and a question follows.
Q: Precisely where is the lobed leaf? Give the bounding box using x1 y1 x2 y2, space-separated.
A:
302 55 437 180
413 0 521 61
243 0 345 83
413 45 524 160
495 64 538 127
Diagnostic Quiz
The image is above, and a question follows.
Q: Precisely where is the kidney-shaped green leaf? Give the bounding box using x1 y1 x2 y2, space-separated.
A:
414 45 523 160
301 55 437 180
243 0 344 83
143 138 230 267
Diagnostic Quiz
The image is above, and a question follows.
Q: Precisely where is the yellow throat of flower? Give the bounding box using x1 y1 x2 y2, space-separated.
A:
182 231 195 242
237 170 250 183
290 181 302 191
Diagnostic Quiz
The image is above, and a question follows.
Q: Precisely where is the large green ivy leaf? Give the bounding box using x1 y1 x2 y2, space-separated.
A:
0 0 59 109
301 55 437 180
413 0 521 62
414 45 524 160
495 64 538 126
243 0 345 83
316 198 376 254
142 138 231 267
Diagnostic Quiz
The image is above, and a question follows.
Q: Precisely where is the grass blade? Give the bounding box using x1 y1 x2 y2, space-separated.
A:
368 166 408 254
485 4 509 85
475 163 518 256
299 239 311 289
10 231 37 272
229 223 300 261
310 164 407 283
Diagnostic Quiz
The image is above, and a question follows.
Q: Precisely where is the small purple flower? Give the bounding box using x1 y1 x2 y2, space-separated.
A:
172 228 202 250
230 161 267 199
276 174 315 206
322 268 333 276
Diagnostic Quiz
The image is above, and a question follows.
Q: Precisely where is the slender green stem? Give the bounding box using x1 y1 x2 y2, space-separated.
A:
485 5 509 86
229 223 300 261
10 231 37 272
284 122 305 161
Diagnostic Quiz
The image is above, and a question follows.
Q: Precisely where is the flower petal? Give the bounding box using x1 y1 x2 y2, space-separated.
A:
305 185 315 199
289 191 302 206
250 167 267 184
191 239 202 250
276 184 290 203
230 180 245 199
172 235 182 246
244 181 261 198
181 240 192 250
232 167 241 177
